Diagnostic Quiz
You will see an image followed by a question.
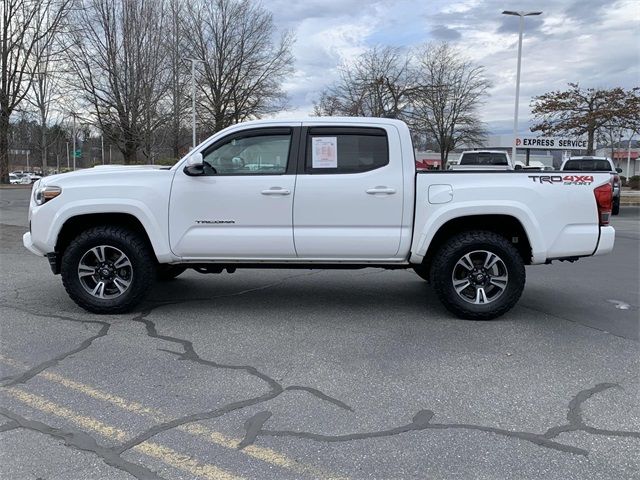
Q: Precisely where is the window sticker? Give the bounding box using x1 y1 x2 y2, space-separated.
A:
311 137 338 168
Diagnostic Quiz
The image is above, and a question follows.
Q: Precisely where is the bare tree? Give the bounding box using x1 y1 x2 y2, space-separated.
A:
25 4 72 172
314 46 413 118
530 83 638 155
0 0 70 182
409 43 490 168
68 0 169 164
166 0 189 158
185 0 294 133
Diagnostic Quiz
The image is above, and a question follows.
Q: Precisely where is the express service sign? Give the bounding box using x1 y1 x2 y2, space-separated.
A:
515 136 588 150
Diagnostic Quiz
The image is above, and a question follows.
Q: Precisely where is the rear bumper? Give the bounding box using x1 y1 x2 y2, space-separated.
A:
593 226 615 256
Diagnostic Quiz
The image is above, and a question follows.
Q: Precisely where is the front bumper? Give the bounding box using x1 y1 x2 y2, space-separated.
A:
593 226 615 256
23 232 46 256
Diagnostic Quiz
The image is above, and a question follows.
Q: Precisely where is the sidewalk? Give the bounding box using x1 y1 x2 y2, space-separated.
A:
621 188 640 205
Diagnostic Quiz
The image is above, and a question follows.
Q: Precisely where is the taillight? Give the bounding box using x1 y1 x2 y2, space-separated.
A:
594 183 612 226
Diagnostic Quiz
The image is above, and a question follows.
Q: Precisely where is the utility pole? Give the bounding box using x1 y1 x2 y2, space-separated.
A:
627 133 634 178
101 134 105 165
502 11 542 166
66 142 69 169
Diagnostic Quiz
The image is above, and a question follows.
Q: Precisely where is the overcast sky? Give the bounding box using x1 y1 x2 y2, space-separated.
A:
263 0 639 133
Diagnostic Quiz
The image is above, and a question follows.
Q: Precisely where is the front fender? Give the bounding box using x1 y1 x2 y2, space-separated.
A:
32 199 175 263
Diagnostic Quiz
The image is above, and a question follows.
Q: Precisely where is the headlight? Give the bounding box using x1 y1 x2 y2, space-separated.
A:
34 186 62 206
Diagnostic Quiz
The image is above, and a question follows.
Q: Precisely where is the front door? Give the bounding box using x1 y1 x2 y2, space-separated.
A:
169 127 299 259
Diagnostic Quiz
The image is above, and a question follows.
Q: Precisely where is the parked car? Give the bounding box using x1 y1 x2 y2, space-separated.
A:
10 172 32 184
449 150 513 171
560 156 622 215
24 118 615 320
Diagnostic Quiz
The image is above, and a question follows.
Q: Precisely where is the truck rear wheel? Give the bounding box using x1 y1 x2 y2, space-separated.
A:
430 231 525 320
61 226 156 314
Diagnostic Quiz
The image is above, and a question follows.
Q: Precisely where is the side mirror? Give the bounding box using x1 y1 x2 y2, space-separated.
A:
183 152 206 176
616 167 623 173
514 164 523 170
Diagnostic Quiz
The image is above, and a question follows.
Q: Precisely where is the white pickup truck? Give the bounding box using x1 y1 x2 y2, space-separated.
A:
449 150 513 171
23 118 615 320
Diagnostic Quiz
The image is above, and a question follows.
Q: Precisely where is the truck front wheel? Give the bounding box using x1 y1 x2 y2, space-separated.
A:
430 231 525 320
61 226 156 314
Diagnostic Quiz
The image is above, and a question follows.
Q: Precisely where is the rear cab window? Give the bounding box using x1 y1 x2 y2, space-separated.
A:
563 160 612 171
459 152 509 166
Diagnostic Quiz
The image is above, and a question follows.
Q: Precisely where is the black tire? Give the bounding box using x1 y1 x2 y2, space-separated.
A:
157 265 187 281
430 231 526 320
412 264 430 282
61 226 156 314
612 198 620 216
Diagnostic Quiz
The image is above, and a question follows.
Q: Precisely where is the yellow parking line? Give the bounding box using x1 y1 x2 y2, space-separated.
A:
0 354 340 479
3 388 241 480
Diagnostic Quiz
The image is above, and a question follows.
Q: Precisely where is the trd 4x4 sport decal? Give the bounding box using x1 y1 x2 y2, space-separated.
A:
528 175 594 185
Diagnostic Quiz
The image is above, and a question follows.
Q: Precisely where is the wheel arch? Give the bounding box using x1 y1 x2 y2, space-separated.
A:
418 214 533 274
55 213 157 262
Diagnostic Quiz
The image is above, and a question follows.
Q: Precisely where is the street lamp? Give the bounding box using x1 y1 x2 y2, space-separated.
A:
502 10 542 165
184 58 204 149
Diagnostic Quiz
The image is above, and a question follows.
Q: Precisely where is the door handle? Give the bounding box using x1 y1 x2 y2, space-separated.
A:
366 186 396 195
261 187 291 196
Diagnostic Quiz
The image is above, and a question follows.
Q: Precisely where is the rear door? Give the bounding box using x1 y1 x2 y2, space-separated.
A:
292 125 404 259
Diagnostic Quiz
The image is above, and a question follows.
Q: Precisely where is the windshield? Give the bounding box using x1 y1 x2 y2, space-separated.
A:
563 159 612 171
460 152 509 166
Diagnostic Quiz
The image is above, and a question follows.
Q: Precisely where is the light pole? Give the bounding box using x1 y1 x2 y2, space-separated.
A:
502 10 542 166
72 113 77 171
184 58 204 149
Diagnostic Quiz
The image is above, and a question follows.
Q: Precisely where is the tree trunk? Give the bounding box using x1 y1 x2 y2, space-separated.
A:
41 107 47 172
123 139 137 164
0 111 10 184
587 125 595 155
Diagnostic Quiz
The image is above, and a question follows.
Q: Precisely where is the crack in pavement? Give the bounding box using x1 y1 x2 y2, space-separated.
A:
0 420 20 432
238 383 640 457
0 407 164 480
237 411 272 450
114 391 282 455
116 305 354 454
0 305 111 387
284 386 353 412
543 383 640 440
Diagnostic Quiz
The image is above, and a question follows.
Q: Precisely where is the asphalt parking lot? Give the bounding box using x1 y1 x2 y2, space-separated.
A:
1 186 639 480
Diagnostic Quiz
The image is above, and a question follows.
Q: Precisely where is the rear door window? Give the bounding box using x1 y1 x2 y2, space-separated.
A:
305 127 389 174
